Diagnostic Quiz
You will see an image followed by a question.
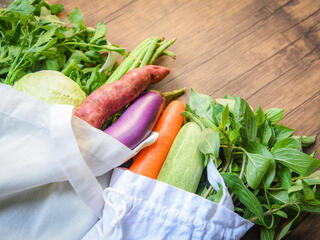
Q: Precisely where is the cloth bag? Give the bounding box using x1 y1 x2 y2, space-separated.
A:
0 83 253 240
83 168 253 240
0 83 157 239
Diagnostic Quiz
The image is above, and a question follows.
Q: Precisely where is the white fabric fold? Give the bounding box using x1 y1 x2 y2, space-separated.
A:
83 169 254 240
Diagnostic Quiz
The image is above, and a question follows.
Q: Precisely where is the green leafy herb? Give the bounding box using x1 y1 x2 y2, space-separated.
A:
186 89 320 239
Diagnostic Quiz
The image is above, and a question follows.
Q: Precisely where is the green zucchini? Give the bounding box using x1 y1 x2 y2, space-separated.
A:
157 122 204 193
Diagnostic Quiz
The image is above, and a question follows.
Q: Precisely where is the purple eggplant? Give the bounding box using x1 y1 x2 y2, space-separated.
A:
104 91 164 149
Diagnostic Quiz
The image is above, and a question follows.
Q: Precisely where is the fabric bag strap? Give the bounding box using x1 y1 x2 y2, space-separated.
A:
50 104 104 218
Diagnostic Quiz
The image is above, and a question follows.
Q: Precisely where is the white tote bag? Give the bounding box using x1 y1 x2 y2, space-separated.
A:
0 83 157 239
0 83 253 240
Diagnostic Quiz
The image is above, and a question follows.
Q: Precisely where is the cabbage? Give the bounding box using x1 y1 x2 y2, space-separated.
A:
14 70 86 107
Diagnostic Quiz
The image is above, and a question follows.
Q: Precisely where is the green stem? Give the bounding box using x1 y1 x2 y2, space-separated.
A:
151 88 185 102
223 146 233 172
239 153 246 179
204 186 213 199
250 203 293 222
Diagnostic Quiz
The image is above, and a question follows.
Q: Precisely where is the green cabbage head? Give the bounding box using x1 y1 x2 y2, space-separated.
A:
14 70 86 107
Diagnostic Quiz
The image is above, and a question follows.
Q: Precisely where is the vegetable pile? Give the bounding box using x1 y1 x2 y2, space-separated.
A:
0 0 175 95
1 1 320 240
179 89 320 239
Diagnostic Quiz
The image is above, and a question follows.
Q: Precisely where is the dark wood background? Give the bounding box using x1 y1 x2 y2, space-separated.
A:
51 0 320 238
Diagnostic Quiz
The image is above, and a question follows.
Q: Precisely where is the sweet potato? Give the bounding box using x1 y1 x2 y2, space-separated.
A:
74 65 170 129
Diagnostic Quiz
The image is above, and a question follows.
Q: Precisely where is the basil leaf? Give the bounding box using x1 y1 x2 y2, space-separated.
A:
272 137 301 152
293 135 317 148
302 180 315 201
272 148 320 176
279 166 291 190
288 182 303 194
265 108 284 124
199 128 220 159
255 105 265 128
301 170 320 185
189 88 215 122
277 206 300 240
260 227 275 240
269 190 289 204
245 151 272 189
274 210 288 218
215 98 235 112
273 124 295 142
68 7 85 30
233 96 256 143
258 121 272 146
299 203 320 213
219 105 229 129
222 173 266 226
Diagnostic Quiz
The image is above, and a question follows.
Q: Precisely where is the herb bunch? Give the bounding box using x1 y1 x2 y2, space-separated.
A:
0 0 176 95
185 89 320 239
0 0 128 94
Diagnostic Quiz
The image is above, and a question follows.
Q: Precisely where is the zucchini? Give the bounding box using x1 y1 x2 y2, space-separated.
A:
157 122 204 193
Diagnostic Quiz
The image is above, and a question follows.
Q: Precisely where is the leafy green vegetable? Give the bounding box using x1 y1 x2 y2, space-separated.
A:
272 148 320 176
245 151 271 189
198 128 220 159
222 173 267 226
265 108 284 124
185 89 320 239
1 0 175 95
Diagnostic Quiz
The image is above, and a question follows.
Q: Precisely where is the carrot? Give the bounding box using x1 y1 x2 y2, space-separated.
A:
129 100 185 179
74 65 170 129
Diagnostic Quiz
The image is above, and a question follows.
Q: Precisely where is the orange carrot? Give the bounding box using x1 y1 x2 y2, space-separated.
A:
129 100 185 179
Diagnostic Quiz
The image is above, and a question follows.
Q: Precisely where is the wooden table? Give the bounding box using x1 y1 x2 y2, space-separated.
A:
52 0 320 238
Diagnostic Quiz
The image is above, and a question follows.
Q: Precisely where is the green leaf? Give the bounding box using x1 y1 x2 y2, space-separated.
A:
288 183 303 194
279 166 291 190
272 148 320 176
258 121 272 146
302 180 315 201
265 108 284 124
272 137 301 152
233 96 256 143
219 105 229 129
277 205 300 240
7 0 35 15
274 210 288 219
301 170 320 185
189 89 216 123
245 151 272 189
269 191 289 204
68 7 85 30
198 128 220 159
273 124 295 141
260 227 275 240
215 98 235 112
246 141 275 188
293 135 317 148
50 3 64 14
222 173 267 226
256 105 265 128
90 21 108 43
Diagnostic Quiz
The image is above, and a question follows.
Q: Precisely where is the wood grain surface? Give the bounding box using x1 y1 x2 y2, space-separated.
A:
50 0 320 239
